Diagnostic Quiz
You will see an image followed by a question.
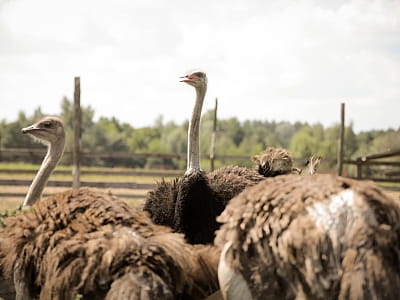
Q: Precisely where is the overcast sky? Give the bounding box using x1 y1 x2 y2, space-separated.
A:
0 0 399 132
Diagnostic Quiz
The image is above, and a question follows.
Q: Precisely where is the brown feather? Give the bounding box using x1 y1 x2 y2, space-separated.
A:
0 188 220 299
216 174 400 299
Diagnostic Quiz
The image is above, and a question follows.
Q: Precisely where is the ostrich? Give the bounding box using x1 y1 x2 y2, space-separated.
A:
21 116 66 207
2 189 220 300
144 70 268 244
39 223 220 299
215 173 400 299
144 70 218 244
251 147 294 177
252 147 322 176
0 116 220 299
0 116 64 300
304 155 322 175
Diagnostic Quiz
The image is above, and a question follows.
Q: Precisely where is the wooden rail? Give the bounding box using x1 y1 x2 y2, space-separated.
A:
0 148 185 160
0 165 180 201
0 179 156 190
343 149 400 183
0 148 312 162
0 148 257 161
0 149 398 203
0 169 182 177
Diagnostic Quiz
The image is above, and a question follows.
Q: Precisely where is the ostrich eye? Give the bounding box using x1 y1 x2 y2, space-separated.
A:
43 121 52 128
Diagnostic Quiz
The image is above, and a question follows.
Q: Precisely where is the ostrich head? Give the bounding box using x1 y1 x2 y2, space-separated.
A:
22 116 65 145
252 147 294 177
304 156 322 175
180 70 208 89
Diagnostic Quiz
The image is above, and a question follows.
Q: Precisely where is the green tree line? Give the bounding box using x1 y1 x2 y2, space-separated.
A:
1 98 399 173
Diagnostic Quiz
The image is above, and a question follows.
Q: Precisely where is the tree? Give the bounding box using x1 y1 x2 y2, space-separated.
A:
0 97 397 171
289 124 324 159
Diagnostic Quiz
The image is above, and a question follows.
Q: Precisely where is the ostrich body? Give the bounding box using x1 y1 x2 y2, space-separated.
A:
0 117 220 299
215 174 400 300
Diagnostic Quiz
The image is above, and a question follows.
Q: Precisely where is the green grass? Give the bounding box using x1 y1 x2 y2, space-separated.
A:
0 162 48 170
0 206 21 227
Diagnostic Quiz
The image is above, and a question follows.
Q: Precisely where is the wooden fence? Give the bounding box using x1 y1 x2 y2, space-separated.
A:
0 148 264 163
0 148 398 204
0 167 182 200
343 149 400 184
0 149 256 203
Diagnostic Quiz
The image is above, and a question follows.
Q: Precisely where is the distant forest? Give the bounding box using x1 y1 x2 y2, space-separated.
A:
1 97 399 172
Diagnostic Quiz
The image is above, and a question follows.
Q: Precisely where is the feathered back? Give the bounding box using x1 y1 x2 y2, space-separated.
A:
143 177 180 228
40 227 219 300
0 188 220 299
207 165 265 209
216 174 400 299
1 188 160 297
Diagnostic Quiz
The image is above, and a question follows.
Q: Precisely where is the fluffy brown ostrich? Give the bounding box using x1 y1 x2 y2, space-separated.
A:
144 70 267 244
2 189 220 300
0 116 220 300
205 147 313 226
40 223 220 299
252 147 322 176
251 147 294 177
215 174 400 300
0 116 65 300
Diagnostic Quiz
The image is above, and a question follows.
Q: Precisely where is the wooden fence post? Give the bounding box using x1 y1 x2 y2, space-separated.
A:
337 102 345 176
72 77 81 189
210 98 218 171
356 157 363 179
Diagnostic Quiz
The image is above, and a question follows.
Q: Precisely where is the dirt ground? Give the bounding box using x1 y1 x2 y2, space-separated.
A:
385 189 400 201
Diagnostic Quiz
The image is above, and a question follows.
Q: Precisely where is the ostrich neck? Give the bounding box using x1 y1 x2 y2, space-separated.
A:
186 86 206 174
23 139 65 207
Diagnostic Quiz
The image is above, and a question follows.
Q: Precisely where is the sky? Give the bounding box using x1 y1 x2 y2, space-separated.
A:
0 0 399 133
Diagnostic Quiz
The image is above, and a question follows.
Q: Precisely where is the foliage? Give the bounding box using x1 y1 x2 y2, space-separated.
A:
0 98 399 170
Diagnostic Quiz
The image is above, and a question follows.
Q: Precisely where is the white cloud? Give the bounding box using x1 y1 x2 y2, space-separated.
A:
0 0 399 132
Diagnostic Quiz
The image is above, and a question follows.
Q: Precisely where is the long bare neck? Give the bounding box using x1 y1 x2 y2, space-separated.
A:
23 138 65 207
186 85 207 175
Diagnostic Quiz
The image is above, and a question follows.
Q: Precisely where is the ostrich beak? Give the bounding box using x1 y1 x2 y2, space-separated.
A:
22 125 40 134
180 75 195 83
